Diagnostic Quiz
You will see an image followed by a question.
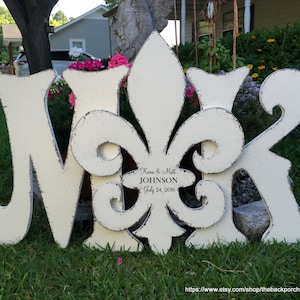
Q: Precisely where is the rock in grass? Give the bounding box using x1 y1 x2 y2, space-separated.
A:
233 200 270 241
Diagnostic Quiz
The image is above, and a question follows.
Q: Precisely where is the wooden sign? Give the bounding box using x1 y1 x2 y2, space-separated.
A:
0 31 299 254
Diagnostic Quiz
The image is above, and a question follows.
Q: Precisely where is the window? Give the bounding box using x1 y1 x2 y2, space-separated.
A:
222 9 244 36
69 39 86 51
198 21 213 40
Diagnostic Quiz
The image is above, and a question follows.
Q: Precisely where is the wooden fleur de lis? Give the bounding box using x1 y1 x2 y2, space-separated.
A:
71 32 244 253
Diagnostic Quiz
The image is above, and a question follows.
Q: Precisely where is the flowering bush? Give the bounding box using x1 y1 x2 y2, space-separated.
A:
220 24 300 141
221 22 300 81
232 75 280 142
108 54 132 69
178 77 198 126
48 78 73 153
47 54 134 154
47 53 198 154
68 59 103 71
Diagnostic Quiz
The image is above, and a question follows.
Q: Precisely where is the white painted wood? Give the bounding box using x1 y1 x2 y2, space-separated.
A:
186 67 249 247
0 67 141 250
1 30 300 254
71 32 245 253
71 32 190 253
0 70 83 247
64 67 143 252
188 67 250 111
186 68 300 248
247 69 300 242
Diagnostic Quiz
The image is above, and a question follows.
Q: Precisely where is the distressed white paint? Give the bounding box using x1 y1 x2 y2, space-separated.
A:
186 68 300 248
186 67 250 247
0 66 141 251
0 31 299 254
0 70 83 247
61 68 142 252
71 32 243 254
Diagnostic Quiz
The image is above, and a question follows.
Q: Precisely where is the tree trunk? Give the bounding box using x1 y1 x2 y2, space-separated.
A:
4 0 58 74
112 0 173 61
21 14 53 74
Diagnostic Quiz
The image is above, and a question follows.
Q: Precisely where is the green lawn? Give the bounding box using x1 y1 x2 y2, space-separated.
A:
0 215 299 299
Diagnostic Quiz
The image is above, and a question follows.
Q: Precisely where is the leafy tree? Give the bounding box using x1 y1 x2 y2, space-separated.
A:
0 6 15 64
104 0 120 9
4 0 58 74
52 10 68 24
49 18 64 27
0 6 14 24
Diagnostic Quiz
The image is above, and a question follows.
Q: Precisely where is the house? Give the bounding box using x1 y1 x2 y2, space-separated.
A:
2 4 114 64
173 0 300 43
50 5 115 59
3 1 300 60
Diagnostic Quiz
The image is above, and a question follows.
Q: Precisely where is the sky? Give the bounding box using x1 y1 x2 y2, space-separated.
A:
51 0 106 18
0 0 178 46
0 0 106 18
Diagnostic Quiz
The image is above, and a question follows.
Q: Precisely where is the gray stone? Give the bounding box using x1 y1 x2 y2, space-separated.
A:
233 200 270 241
232 169 261 207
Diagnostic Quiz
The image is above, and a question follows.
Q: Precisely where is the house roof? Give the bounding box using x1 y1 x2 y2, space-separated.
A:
54 4 108 33
2 4 109 46
2 23 22 46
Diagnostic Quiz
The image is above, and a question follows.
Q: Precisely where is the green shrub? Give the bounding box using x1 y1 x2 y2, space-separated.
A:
232 75 281 143
175 37 244 73
47 78 74 155
0 103 12 204
221 22 300 81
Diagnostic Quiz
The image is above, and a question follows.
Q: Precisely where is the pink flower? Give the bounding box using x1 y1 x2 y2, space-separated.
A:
68 60 103 71
83 60 93 71
120 76 129 88
68 91 76 107
47 90 53 100
117 257 123 265
92 59 103 70
108 54 131 69
68 61 84 70
185 85 195 99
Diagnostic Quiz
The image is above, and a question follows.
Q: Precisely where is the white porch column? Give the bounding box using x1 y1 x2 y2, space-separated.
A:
244 0 251 33
181 0 186 44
